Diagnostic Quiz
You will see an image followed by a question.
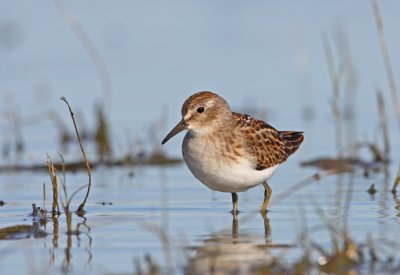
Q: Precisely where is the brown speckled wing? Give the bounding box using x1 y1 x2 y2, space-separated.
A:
232 112 304 170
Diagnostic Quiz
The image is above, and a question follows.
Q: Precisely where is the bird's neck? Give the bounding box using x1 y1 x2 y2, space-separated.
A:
188 117 236 138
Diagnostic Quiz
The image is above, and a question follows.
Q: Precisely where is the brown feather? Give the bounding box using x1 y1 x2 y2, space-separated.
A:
232 112 304 170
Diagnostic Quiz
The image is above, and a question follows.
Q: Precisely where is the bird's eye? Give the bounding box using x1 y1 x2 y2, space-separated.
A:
197 107 205 113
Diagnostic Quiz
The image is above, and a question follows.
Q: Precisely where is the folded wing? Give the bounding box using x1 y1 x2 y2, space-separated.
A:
233 112 304 170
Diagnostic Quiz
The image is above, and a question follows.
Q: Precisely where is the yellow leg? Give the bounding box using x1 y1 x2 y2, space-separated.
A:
231 192 238 214
232 212 238 240
260 211 271 243
261 182 272 213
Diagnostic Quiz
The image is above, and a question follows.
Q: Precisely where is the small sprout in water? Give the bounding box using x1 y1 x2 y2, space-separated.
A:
367 184 377 195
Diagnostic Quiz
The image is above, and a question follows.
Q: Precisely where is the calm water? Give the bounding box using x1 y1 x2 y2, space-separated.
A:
1 1 400 274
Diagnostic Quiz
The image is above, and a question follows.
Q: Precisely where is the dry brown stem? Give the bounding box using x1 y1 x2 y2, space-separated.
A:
47 154 60 215
60 97 92 212
372 0 400 128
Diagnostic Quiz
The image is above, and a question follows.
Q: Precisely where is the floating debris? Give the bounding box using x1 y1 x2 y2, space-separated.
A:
0 154 182 173
0 225 47 240
301 157 384 174
31 203 46 221
318 238 361 274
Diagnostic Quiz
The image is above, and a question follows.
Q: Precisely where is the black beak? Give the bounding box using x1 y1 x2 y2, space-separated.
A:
161 119 187 145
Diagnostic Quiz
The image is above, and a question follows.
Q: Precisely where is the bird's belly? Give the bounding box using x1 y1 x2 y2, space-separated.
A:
182 137 278 192
187 161 278 192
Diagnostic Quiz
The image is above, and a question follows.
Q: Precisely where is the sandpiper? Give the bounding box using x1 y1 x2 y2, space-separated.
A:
162 91 303 213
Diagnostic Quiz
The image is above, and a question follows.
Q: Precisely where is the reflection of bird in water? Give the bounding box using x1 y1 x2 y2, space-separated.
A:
187 213 291 274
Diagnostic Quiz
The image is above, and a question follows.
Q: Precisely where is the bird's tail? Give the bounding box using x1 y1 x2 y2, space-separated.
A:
280 131 304 156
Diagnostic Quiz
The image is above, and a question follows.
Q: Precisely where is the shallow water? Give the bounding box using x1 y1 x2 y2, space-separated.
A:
1 1 400 274
1 161 400 273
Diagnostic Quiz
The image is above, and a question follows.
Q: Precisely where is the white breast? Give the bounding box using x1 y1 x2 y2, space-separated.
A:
182 132 278 193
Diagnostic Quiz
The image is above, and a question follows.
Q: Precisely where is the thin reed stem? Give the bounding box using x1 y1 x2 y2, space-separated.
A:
392 167 400 194
372 0 400 129
47 154 60 215
43 182 46 213
58 153 68 204
322 33 343 156
372 0 400 190
60 97 92 212
376 88 390 160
